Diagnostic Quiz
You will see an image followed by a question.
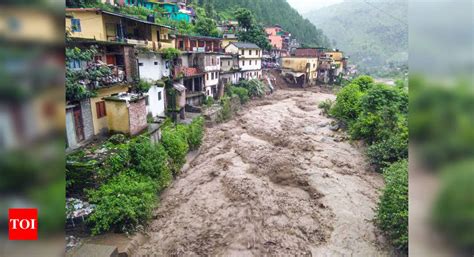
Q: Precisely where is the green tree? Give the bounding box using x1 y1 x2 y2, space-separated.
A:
234 8 254 30
194 17 220 37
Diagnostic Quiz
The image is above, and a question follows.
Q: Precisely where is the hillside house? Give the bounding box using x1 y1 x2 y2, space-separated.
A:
175 35 222 53
65 8 175 51
224 42 263 80
317 50 346 84
220 54 242 92
280 57 318 87
137 52 170 118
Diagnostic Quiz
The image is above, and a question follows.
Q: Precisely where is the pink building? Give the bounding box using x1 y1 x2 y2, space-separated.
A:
265 25 283 49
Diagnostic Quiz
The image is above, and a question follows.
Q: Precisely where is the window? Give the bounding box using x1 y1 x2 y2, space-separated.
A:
206 73 209 80
211 72 214 80
249 50 252 55
158 91 162 101
241 50 244 55
154 61 158 65
139 62 144 66
145 96 149 106
71 19 81 32
313 63 316 68
68 59 81 69
243 60 245 66
228 61 230 66
96 101 106 118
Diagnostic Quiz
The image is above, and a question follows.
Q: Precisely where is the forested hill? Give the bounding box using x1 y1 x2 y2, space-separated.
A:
194 0 330 47
304 0 408 77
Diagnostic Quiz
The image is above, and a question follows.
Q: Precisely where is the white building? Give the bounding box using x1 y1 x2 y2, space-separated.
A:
220 54 242 87
224 42 263 80
203 54 220 98
137 53 170 118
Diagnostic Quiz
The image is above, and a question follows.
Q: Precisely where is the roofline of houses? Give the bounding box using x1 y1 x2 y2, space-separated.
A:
65 8 174 30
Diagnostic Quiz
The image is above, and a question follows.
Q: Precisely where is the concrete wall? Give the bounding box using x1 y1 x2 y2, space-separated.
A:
105 100 130 134
220 57 233 72
80 99 94 140
65 108 77 149
128 98 148 136
147 86 166 117
138 53 170 81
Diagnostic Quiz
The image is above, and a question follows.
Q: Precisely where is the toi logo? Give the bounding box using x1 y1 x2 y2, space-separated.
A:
8 208 38 240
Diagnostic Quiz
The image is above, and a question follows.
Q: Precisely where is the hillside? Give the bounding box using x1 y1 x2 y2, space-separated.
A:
195 0 330 47
304 0 408 77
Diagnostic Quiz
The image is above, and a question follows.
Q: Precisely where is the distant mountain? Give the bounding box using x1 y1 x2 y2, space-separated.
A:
304 0 408 76
196 0 330 47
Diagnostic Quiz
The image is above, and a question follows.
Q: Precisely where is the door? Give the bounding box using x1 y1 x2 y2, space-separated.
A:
73 106 85 142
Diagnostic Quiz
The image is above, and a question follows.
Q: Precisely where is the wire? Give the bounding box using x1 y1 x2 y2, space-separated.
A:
362 0 408 27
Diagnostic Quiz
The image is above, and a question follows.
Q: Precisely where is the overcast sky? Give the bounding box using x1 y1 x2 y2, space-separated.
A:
286 0 345 14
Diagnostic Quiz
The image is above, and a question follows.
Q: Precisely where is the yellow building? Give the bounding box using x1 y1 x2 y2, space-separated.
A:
103 94 148 136
65 8 175 50
221 38 238 49
280 57 318 85
90 84 129 135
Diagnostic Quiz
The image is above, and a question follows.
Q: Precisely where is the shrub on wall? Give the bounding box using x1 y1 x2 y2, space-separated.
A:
187 117 205 150
376 159 408 252
161 127 189 175
128 137 171 191
87 172 156 235
230 86 250 104
217 96 232 122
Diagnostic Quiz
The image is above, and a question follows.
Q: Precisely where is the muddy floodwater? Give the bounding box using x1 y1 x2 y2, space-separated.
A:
134 89 390 256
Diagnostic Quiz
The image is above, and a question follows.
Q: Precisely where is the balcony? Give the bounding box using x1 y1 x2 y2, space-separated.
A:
174 66 203 78
124 39 174 51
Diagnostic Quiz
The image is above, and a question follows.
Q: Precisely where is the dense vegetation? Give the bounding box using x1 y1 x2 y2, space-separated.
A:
376 160 408 252
432 160 474 249
410 76 474 250
194 0 330 47
66 117 205 234
305 0 408 77
321 75 408 252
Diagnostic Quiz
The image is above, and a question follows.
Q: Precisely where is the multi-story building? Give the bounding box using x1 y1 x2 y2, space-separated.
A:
224 42 263 80
265 25 290 57
174 35 223 104
219 54 242 96
137 52 169 118
280 57 318 87
317 50 347 84
65 8 175 50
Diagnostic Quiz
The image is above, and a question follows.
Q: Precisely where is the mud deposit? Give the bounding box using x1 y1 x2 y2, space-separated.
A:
134 90 390 256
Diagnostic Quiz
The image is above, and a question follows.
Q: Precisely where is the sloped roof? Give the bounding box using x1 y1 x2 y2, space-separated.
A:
229 42 261 49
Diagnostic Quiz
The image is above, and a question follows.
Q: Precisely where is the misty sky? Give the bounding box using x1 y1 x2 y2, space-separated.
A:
286 0 345 13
